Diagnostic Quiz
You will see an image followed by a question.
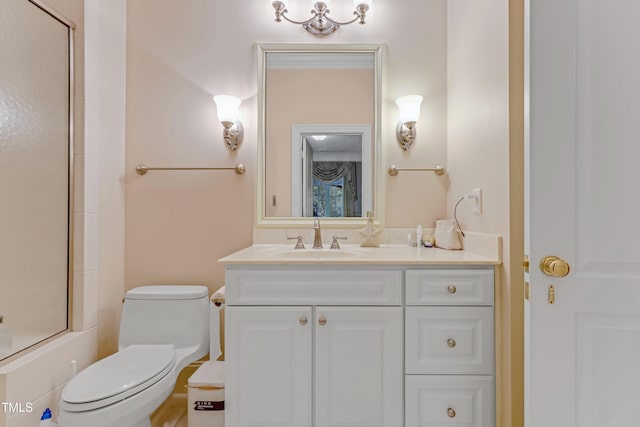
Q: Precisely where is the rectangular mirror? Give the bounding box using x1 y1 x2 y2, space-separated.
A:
257 43 382 227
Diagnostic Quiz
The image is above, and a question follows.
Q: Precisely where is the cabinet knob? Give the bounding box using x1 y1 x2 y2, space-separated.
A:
447 408 456 418
318 316 327 326
447 338 456 348
447 284 457 294
299 316 308 326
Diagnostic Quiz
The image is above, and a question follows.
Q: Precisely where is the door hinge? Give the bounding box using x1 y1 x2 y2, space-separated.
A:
523 255 530 273
524 281 530 301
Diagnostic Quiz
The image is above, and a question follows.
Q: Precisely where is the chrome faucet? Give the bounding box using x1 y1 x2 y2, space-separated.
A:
313 217 323 249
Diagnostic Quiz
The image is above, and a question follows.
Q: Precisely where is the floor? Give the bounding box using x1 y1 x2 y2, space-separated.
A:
151 394 188 427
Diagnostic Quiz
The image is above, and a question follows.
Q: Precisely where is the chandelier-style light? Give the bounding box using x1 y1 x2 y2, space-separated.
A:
272 0 372 37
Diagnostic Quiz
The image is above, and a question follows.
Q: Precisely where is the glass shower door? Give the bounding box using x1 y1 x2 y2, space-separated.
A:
0 0 72 360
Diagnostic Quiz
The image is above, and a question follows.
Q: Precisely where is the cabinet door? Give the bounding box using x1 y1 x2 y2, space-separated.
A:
226 306 312 427
315 307 403 427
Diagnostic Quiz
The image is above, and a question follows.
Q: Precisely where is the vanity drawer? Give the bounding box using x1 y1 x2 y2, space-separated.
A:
405 307 494 374
405 375 494 427
225 268 402 305
405 269 494 306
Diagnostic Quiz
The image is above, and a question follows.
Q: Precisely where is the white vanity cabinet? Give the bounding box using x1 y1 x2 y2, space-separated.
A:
404 268 495 427
224 267 404 427
223 263 495 427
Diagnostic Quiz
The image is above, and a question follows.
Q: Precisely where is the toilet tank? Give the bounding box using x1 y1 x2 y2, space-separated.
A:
118 286 209 357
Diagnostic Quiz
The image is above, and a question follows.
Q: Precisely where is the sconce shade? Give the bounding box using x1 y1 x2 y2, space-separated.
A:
354 0 372 7
396 95 423 123
213 95 244 151
213 95 241 123
395 95 423 151
315 0 331 6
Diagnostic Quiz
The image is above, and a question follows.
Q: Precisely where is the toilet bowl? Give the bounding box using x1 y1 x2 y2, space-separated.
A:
59 285 209 427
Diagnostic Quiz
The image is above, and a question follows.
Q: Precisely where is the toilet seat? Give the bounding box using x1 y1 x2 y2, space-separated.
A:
61 345 176 412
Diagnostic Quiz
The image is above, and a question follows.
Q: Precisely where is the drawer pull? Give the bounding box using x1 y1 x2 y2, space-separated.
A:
447 408 456 418
319 316 327 326
299 316 308 326
447 338 456 348
447 284 457 294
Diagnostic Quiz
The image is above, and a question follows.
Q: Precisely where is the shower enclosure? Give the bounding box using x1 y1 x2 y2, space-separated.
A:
0 0 73 360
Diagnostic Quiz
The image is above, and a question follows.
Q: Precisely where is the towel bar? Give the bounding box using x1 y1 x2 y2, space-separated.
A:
388 164 445 176
135 164 246 175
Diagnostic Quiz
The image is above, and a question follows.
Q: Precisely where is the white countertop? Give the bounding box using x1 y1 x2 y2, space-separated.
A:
218 244 500 265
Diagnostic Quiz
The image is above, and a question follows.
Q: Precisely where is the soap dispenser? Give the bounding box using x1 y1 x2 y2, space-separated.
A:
359 211 382 247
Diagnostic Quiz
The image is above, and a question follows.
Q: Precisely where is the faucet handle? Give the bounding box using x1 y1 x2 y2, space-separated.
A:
287 235 305 249
330 236 348 250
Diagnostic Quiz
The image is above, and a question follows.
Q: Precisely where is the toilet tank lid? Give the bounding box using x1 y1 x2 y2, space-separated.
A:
126 285 208 300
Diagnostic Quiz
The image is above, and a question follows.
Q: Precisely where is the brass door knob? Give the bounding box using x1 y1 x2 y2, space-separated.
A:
318 316 327 326
539 255 571 277
447 285 457 294
447 408 456 418
447 338 456 348
299 316 308 326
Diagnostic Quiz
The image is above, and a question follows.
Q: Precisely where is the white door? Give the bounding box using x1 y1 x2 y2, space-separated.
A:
226 307 312 427
526 1 640 426
314 307 403 427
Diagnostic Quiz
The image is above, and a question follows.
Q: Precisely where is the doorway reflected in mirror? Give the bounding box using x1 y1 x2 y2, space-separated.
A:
291 126 371 217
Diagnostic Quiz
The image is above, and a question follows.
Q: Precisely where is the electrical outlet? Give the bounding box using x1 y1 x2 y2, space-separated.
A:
472 188 482 214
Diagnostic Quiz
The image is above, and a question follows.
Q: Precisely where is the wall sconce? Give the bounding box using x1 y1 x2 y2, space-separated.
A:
213 95 243 151
395 95 423 151
272 0 372 37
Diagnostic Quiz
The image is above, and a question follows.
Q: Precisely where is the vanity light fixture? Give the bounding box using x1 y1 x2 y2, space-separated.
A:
272 0 372 37
213 95 244 151
395 95 423 151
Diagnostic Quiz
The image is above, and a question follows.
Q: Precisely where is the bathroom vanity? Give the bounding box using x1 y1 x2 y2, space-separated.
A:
219 245 500 427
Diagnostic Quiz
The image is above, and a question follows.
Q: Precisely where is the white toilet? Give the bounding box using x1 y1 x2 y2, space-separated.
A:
59 285 210 427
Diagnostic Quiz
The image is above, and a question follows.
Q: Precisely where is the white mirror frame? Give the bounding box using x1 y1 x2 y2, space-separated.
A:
256 43 383 228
